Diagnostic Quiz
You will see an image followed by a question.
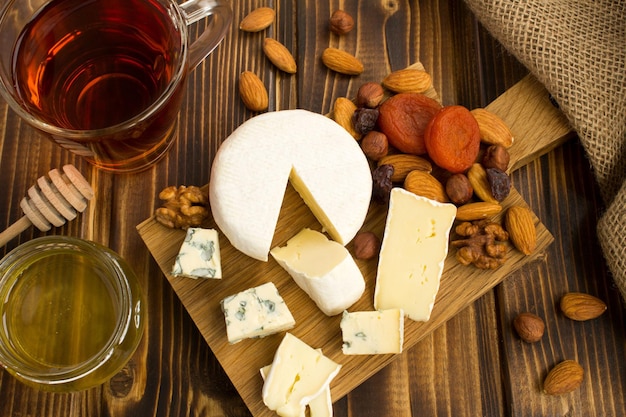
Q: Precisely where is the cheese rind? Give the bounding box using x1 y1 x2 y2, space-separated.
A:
172 228 222 279
374 188 457 321
209 110 372 261
262 333 341 417
340 309 404 355
270 228 365 316
221 282 295 344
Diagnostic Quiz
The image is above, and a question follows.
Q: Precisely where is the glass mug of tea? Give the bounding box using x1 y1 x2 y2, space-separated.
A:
0 0 232 173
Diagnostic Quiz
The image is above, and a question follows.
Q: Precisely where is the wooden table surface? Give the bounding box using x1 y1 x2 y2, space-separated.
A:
0 1 624 416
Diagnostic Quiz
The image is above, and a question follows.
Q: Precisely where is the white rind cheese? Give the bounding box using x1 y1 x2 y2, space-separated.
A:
340 309 404 355
270 228 365 316
172 228 222 279
221 282 295 344
374 188 457 321
209 110 372 261
262 333 341 417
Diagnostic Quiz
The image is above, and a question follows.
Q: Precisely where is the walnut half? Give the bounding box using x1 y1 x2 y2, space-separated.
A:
451 219 509 269
154 185 209 229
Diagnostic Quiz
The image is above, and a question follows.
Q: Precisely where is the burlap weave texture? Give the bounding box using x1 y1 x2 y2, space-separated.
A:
463 0 626 299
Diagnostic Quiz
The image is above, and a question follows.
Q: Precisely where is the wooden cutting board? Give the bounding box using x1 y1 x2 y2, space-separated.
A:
137 71 573 417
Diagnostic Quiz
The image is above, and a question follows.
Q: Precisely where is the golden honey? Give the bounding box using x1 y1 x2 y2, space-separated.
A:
0 236 144 391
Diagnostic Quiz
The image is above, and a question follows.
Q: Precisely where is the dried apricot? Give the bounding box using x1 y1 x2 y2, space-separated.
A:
377 93 441 155
424 105 480 173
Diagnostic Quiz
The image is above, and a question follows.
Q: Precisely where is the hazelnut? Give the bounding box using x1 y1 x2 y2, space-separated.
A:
329 10 354 35
353 231 380 260
445 173 473 205
482 144 510 172
513 312 545 343
361 131 388 161
356 82 384 108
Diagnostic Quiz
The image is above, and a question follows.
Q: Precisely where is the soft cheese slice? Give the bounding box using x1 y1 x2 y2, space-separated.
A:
172 228 222 279
374 188 457 321
262 333 341 417
270 228 365 316
209 110 372 261
340 309 404 355
221 282 295 344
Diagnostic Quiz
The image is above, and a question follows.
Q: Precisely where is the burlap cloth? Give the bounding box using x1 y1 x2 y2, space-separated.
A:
462 0 626 300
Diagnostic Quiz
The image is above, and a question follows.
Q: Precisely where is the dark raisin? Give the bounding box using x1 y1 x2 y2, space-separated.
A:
352 107 379 135
485 168 511 201
372 164 394 204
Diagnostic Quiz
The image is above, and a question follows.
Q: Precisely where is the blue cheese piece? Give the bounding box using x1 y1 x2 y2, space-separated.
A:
340 309 404 355
221 282 295 344
172 228 222 279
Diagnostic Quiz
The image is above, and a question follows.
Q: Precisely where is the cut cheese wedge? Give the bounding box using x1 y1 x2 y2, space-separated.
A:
340 309 404 355
262 333 341 417
270 228 366 316
374 188 457 321
209 110 372 261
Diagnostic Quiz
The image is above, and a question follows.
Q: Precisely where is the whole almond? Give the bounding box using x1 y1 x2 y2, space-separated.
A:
560 292 607 321
382 68 432 94
403 170 448 203
467 163 498 204
263 38 297 74
513 312 545 343
470 108 514 148
378 154 432 182
455 202 502 221
321 48 364 75
240 7 275 32
543 360 584 396
505 206 536 255
333 97 360 139
238 71 268 112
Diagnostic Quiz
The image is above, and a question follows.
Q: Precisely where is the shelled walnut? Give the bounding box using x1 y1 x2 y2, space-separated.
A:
451 219 510 269
154 185 209 229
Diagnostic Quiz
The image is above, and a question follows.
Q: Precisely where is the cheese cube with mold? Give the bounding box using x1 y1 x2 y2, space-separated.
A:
341 309 404 355
172 228 221 279
374 188 457 321
262 333 341 417
221 282 295 344
270 228 365 316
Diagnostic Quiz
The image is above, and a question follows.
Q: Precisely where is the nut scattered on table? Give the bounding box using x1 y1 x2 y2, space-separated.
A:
382 68 432 94
471 107 514 148
559 292 607 321
505 205 536 255
356 82 385 108
263 38 297 74
513 312 545 343
446 173 473 205
360 131 388 161
451 219 509 269
378 154 432 183
239 7 276 32
542 360 584 396
353 231 380 260
239 71 269 112
329 10 354 35
321 47 364 75
155 185 209 229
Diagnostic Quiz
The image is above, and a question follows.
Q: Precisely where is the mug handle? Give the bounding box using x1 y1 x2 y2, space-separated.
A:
179 0 233 69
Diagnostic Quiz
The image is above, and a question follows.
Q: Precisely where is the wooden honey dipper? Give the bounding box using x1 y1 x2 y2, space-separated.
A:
0 165 94 248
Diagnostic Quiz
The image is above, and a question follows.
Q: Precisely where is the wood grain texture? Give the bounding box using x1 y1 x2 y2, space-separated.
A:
0 1 624 417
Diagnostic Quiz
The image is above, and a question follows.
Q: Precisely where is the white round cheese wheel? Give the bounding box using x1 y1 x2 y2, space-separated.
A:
209 110 372 261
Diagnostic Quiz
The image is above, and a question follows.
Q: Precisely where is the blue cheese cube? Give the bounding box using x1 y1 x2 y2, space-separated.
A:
221 282 295 344
172 228 222 279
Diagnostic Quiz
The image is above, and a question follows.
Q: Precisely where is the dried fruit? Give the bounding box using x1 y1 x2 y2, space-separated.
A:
239 7 275 32
263 38 297 74
377 93 442 155
424 105 481 174
455 202 502 221
378 154 432 182
356 82 385 108
353 231 380 260
513 312 545 343
403 170 448 203
543 360 584 396
560 292 607 321
451 219 509 269
482 144 510 172
329 10 354 35
372 164 394 204
238 71 269 111
352 107 379 135
470 108 514 148
361 131 388 161
382 68 432 94
333 97 360 140
486 167 511 201
321 47 364 75
446 173 473 205
505 206 536 255
467 163 498 204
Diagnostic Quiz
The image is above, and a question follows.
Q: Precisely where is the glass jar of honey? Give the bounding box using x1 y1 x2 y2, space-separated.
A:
0 236 145 391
